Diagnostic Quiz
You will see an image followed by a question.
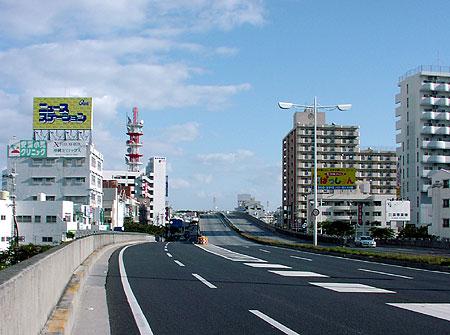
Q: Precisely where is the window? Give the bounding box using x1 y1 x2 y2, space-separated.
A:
443 219 450 228
46 216 57 223
35 216 41 223
46 195 56 201
444 180 450 188
0 215 5 220
17 215 32 223
42 237 53 242
97 161 102 171
444 199 450 208
91 157 96 168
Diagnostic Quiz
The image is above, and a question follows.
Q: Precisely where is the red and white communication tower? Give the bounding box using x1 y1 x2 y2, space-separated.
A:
125 107 143 172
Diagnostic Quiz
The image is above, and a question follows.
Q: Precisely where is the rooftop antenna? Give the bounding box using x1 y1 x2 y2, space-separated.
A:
125 107 143 172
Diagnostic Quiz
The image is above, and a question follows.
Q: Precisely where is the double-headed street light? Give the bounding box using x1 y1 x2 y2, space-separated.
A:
278 97 351 246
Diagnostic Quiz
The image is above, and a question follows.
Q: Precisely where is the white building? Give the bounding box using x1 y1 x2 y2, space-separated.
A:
236 194 266 220
3 143 104 226
429 169 450 239
16 199 75 245
282 110 397 230
104 156 167 226
0 192 13 251
396 65 450 227
306 193 410 237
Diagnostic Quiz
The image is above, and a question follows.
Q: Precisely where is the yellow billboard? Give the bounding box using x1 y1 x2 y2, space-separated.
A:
33 97 92 130
314 168 356 190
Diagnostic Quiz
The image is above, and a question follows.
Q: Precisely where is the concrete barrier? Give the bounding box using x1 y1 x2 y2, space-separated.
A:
0 232 154 335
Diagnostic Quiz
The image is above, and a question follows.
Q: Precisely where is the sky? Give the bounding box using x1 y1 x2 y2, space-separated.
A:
0 0 449 211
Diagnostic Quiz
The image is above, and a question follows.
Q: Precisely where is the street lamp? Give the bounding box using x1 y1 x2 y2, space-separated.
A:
278 97 351 246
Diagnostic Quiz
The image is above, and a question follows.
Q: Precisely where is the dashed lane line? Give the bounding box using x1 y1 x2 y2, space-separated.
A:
290 255 313 262
359 268 413 279
192 273 217 289
174 260 185 267
249 310 300 335
387 303 450 322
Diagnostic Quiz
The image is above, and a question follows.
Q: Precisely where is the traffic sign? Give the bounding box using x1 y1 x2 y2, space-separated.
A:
312 208 320 216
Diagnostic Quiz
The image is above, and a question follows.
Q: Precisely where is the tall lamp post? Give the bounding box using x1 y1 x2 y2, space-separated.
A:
278 97 351 246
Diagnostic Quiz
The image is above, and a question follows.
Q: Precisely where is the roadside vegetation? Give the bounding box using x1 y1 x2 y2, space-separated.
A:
0 244 54 270
123 219 166 236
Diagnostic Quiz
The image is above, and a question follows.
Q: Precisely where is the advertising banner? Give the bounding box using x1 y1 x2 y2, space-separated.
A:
47 140 86 157
313 168 356 190
33 97 92 130
386 200 410 221
8 140 47 157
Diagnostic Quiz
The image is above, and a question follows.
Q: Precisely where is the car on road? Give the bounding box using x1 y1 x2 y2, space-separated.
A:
355 236 376 248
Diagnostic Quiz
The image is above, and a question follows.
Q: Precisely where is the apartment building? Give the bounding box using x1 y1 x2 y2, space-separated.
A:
282 111 397 230
395 65 450 226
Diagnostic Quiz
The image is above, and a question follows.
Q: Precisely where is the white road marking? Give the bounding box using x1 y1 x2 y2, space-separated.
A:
270 271 328 277
259 249 271 253
166 253 173 258
119 246 154 335
174 260 185 267
249 310 300 335
196 244 266 262
309 282 396 293
290 255 313 262
359 268 413 279
192 273 217 289
244 263 292 269
387 303 450 321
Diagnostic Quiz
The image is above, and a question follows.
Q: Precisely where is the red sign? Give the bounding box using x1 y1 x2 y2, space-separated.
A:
358 204 363 225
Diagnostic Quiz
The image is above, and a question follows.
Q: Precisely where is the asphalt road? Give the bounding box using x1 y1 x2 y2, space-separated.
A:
106 214 450 334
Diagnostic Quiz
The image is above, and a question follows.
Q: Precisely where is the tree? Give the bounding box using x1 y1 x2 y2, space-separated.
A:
369 227 395 239
320 220 355 236
397 225 430 239
123 220 166 236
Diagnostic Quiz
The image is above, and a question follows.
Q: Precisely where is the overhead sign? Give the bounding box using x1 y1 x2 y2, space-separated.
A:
47 140 86 157
33 97 92 130
386 200 410 221
314 168 356 190
8 140 47 157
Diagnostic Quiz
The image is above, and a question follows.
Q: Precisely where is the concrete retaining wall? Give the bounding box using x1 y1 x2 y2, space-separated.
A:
0 233 154 335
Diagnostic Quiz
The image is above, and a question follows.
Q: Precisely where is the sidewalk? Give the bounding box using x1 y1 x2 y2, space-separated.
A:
71 243 127 335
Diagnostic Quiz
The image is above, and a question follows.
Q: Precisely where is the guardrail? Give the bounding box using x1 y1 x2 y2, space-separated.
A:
0 232 154 335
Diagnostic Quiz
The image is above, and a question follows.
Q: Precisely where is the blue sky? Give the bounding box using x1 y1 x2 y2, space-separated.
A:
0 0 449 211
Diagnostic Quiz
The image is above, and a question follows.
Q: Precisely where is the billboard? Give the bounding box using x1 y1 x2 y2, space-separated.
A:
47 140 86 157
33 97 92 130
314 168 356 190
8 140 47 157
386 200 410 221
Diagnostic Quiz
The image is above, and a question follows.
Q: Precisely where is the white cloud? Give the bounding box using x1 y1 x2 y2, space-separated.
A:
193 174 213 184
165 122 201 143
169 178 191 189
196 149 254 165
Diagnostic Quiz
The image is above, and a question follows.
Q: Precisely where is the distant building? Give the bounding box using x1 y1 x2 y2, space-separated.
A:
429 169 450 239
282 110 397 230
0 192 13 251
103 156 167 226
236 194 265 220
395 65 450 227
306 193 410 237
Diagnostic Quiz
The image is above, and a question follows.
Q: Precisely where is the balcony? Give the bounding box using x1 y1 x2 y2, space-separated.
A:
421 111 450 121
395 119 402 130
422 154 450 164
421 97 450 106
421 140 450 150
421 170 433 178
395 106 402 117
421 126 450 135
422 184 431 193
395 93 402 104
422 82 450 92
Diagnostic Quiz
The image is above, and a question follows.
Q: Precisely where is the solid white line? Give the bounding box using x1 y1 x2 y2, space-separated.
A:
359 268 413 279
290 255 313 262
192 273 217 289
174 260 185 267
249 310 300 335
166 253 173 258
119 246 154 335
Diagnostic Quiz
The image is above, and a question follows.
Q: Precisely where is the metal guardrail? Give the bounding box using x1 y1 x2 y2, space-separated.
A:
399 65 450 82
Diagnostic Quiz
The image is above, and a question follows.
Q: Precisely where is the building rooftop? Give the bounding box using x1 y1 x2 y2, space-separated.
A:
399 65 450 82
